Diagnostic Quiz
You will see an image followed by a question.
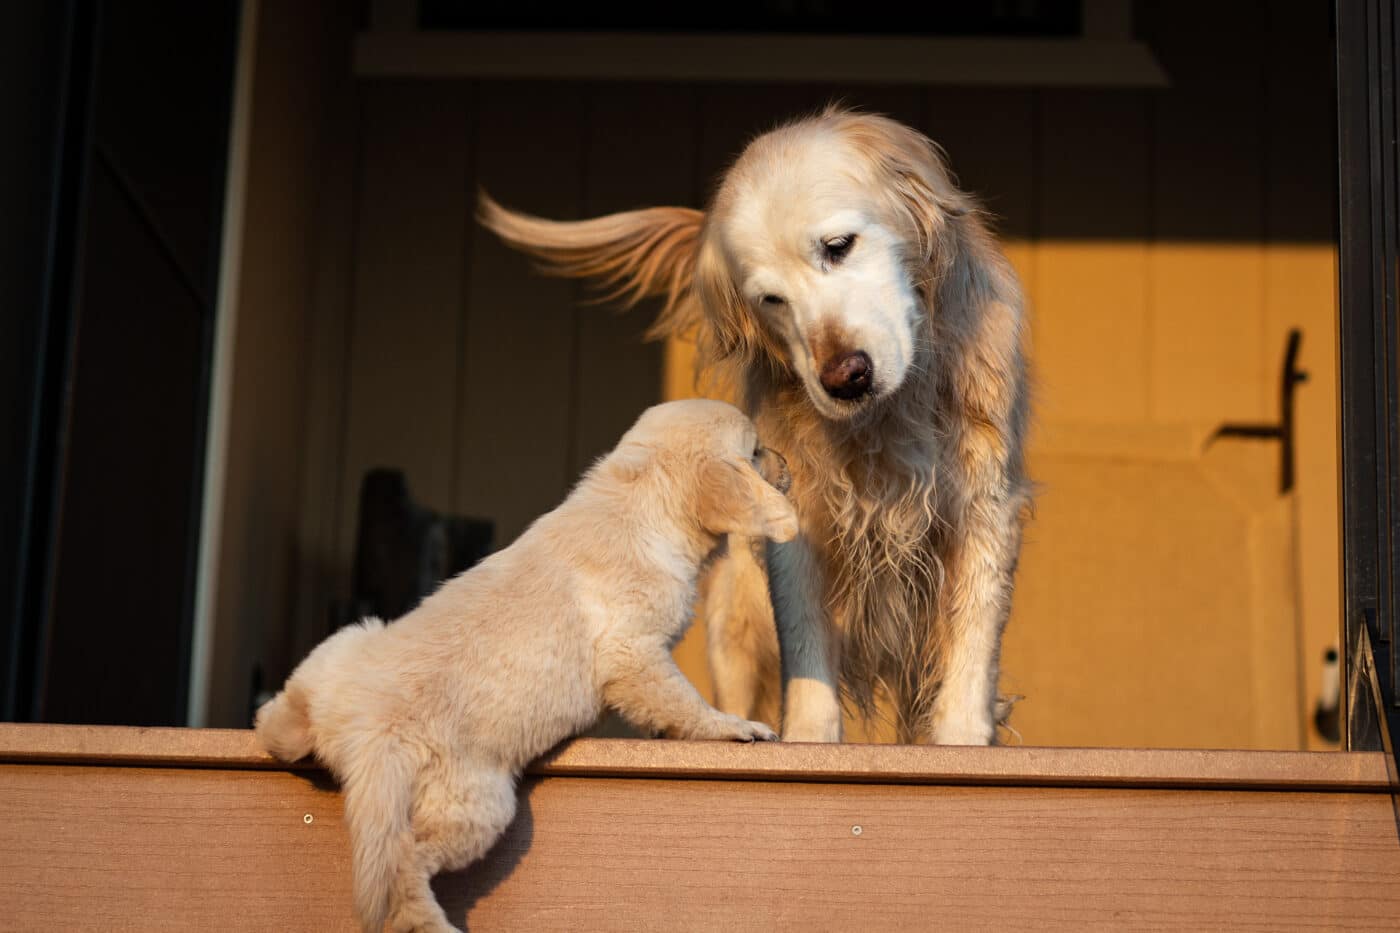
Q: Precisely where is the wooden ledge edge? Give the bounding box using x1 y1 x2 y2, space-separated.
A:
1 724 1394 792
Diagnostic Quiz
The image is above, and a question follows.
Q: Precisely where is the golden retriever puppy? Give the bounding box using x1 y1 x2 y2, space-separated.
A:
479 107 1031 746
255 399 795 933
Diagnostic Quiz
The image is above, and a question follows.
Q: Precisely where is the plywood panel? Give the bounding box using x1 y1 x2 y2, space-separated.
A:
457 82 585 547
340 81 470 557
4 759 1398 931
1032 90 1150 423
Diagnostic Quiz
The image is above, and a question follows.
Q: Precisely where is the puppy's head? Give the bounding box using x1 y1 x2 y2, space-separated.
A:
622 400 798 543
699 108 973 421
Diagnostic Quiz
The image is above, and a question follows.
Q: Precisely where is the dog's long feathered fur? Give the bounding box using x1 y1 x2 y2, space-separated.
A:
481 107 1031 743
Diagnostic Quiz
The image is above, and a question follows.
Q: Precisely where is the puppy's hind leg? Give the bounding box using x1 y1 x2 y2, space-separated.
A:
391 764 518 933
703 535 780 723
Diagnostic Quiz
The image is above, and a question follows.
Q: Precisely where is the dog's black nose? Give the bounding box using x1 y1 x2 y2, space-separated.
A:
820 350 873 400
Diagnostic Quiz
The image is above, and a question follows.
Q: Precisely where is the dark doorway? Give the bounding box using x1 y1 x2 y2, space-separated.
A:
1 1 241 725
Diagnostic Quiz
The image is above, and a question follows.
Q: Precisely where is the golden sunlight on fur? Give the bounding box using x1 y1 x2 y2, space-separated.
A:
481 106 1031 746
255 399 796 933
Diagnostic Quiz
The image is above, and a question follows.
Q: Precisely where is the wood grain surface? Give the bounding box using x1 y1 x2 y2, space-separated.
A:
2 760 1398 931
0 725 1393 792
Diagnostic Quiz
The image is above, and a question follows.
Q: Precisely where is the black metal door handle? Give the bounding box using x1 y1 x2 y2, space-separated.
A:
1209 329 1309 494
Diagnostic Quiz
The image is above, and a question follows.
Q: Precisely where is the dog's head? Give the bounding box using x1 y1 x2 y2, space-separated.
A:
697 109 973 420
479 108 973 423
620 400 798 543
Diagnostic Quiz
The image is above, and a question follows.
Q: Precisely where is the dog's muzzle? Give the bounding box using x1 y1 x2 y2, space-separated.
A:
756 447 792 494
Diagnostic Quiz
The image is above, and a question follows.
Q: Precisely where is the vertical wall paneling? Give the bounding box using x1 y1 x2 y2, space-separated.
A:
339 81 469 578
569 84 695 479
287 11 364 672
1031 90 1152 424
206 0 362 726
1263 0 1342 748
921 88 1036 290
1146 0 1270 425
456 82 585 548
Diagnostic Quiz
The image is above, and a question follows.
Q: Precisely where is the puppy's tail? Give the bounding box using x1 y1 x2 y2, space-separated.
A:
477 190 704 339
343 738 416 933
253 688 313 762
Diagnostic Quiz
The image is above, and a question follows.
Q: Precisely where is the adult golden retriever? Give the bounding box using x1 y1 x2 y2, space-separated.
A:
480 107 1031 745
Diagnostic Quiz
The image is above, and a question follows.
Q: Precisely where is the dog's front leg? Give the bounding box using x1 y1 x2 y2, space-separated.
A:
600 636 777 742
926 495 1022 746
768 534 842 743
704 535 780 720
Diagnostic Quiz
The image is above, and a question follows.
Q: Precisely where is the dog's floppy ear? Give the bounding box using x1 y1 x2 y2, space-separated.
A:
478 191 705 338
693 236 789 371
697 457 799 542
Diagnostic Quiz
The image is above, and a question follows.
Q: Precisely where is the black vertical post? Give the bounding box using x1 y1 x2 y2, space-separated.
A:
1337 0 1400 754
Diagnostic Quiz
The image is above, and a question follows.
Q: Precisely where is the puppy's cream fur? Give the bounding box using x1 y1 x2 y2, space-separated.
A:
255 399 795 933
479 107 1031 746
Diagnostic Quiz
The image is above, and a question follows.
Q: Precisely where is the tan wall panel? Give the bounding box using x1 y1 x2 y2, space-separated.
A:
570 84 694 478
1034 91 1150 423
1033 240 1150 423
456 83 585 547
1147 2 1268 425
1267 246 1341 749
340 82 470 544
1265 0 1343 749
1003 431 1288 749
1148 244 1268 423
923 88 1035 293
208 0 357 725
288 49 361 671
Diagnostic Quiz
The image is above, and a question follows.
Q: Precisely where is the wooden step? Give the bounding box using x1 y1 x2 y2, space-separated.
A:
2 724 1398 930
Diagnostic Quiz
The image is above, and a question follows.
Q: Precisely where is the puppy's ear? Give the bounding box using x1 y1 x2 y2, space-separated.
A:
698 458 799 542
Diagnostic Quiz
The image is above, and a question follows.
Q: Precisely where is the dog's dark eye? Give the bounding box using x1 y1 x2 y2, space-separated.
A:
760 294 785 306
823 234 856 263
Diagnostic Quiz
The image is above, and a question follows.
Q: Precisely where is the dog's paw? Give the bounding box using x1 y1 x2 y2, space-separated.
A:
928 714 995 746
781 717 842 743
780 678 843 743
689 712 778 743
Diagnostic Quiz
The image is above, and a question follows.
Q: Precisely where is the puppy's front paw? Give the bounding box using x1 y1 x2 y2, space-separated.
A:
687 712 778 743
